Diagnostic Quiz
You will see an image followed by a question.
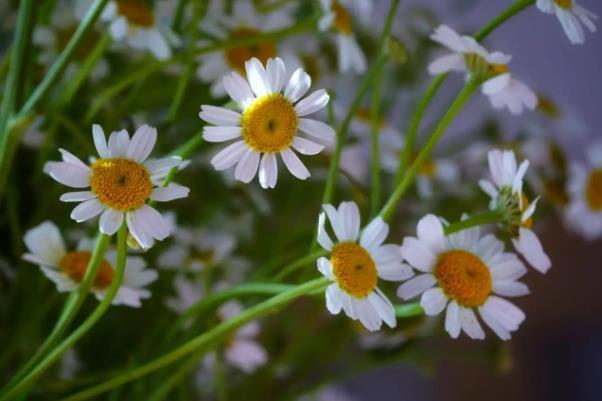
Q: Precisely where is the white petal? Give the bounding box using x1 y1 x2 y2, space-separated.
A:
210 141 247 171
223 72 255 108
420 287 448 316
445 301 461 338
146 30 171 60
416 214 446 253
107 129 130 157
126 206 170 249
512 228 551 273
291 137 324 155
317 212 333 251
459 307 485 340
99 208 124 235
396 274 436 300
203 126 241 143
109 17 127 40
60 191 96 202
294 89 329 116
298 118 335 142
428 53 466 75
493 280 530 297
266 57 286 93
126 125 157 162
234 149 261 183
377 261 414 281
482 296 525 331
58 149 89 170
479 306 511 340
199 105 241 126
360 217 389 252
46 161 91 188
338 201 360 242
245 57 270 97
150 183 190 202
400 237 435 273
92 124 109 158
325 284 344 315
280 149 310 180
369 289 397 328
144 156 182 175
482 73 511 95
317 257 334 280
23 221 65 267
284 68 311 103
323 204 346 242
71 199 104 222
258 153 278 189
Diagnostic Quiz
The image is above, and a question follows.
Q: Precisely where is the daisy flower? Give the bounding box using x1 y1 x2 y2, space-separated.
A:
165 275 203 315
479 149 552 273
318 0 369 73
536 0 598 45
397 214 529 340
197 2 298 97
23 221 157 307
44 124 189 249
316 201 412 331
199 57 334 188
428 25 537 115
565 141 602 240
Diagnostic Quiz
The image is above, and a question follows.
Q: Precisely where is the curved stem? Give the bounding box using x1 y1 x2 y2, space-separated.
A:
394 302 423 317
474 0 535 42
0 226 125 401
59 277 330 401
273 250 328 282
444 210 504 235
380 78 480 222
369 65 385 216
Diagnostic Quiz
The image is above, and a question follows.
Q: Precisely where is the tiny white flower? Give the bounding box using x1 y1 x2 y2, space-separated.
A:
398 215 529 340
318 0 369 73
565 141 602 240
537 0 598 45
23 221 157 307
317 201 412 332
199 57 335 188
44 124 189 249
428 25 537 115
479 149 552 273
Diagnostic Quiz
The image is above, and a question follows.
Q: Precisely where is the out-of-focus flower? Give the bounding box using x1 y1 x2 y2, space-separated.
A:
428 25 537 115
566 141 602 240
317 201 411 331
536 0 598 45
23 221 157 307
298 386 358 401
318 0 370 73
397 214 528 340
199 57 334 188
59 349 82 379
197 2 298 97
480 149 552 273
44 124 189 249
165 275 203 314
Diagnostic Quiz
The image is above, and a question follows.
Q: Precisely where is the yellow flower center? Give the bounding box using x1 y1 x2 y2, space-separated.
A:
188 249 215 269
331 1 353 35
331 242 377 298
434 250 492 307
355 107 386 127
543 179 569 206
241 93 298 153
585 169 602 211
537 95 562 118
465 53 508 78
225 27 276 75
554 0 573 9
60 251 114 290
90 158 152 211
116 0 155 27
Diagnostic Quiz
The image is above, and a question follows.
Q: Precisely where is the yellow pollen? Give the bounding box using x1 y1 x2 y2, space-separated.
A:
518 193 534 229
434 250 492 307
225 27 276 75
585 169 602 211
331 1 353 35
90 158 152 211
331 242 377 298
554 0 573 9
116 0 155 27
491 64 509 75
60 251 114 290
241 93 298 153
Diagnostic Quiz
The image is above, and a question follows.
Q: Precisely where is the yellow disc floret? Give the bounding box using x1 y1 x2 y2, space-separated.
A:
586 169 602 211
90 158 152 211
554 0 573 9
225 27 277 75
60 251 114 290
331 1 353 35
116 0 155 27
241 93 298 153
434 250 492 307
331 242 377 298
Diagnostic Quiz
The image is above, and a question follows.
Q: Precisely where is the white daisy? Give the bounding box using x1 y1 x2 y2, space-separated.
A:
23 221 158 307
536 0 598 45
318 0 369 73
44 124 189 249
165 275 204 314
98 0 176 60
565 141 602 240
479 149 552 273
397 214 529 340
316 201 412 331
428 25 537 115
196 1 299 97
199 57 335 188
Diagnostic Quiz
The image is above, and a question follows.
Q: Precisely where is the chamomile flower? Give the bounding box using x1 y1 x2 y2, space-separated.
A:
565 141 602 240
397 215 529 340
199 57 334 188
44 124 189 249
479 149 552 273
428 25 537 115
23 221 157 307
536 0 598 45
98 0 176 60
317 201 412 331
318 0 369 73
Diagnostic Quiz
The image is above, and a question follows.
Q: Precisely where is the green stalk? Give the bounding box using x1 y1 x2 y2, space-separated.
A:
395 0 535 184
380 78 480 222
369 65 385 216
0 226 125 401
444 210 504 235
59 278 330 401
273 250 328 282
394 302 423 318
0 233 110 395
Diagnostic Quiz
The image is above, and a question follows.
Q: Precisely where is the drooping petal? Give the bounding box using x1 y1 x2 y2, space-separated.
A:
280 148 310 180
99 208 124 235
420 287 448 316
234 149 261 183
71 198 104 222
257 153 278 189
512 228 551 273
210 141 247 171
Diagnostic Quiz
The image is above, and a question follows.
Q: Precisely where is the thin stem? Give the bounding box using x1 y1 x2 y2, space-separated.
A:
0 233 110 395
444 210 504 235
59 278 330 401
273 250 329 282
380 78 480 222
474 0 535 41
394 302 423 318
0 227 125 401
369 65 385 216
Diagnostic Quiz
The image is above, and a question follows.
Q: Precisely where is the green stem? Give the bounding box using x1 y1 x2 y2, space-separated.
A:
380 78 480 222
0 233 110 396
395 0 535 184
273 250 328 282
369 66 384 216
394 302 423 318
59 277 330 401
444 210 504 235
0 227 125 401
